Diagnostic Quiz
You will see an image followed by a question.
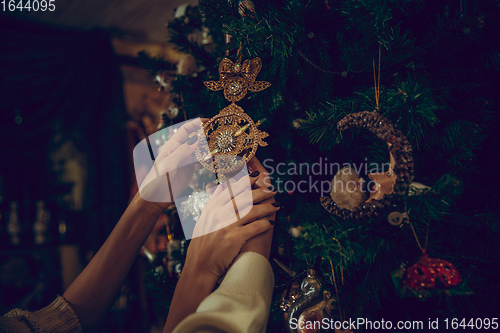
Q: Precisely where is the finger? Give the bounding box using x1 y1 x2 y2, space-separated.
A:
171 118 203 144
210 172 259 207
229 171 260 193
207 182 224 199
212 183 224 196
246 156 263 171
156 119 203 159
251 187 277 204
226 187 276 220
195 195 246 236
239 218 274 241
247 157 272 189
234 202 281 225
156 137 198 173
258 196 275 206
205 182 224 205
205 182 217 195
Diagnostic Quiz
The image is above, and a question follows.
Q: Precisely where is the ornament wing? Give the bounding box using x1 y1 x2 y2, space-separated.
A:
257 130 269 147
204 80 224 91
219 57 235 80
248 81 271 92
242 57 262 82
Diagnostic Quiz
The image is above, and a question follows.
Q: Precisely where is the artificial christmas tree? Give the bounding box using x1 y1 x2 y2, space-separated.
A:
143 0 500 331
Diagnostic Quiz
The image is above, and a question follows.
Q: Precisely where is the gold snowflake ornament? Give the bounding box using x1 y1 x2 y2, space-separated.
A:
194 57 270 178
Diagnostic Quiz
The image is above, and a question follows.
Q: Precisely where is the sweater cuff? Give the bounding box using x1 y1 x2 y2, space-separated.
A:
217 251 274 305
34 296 82 333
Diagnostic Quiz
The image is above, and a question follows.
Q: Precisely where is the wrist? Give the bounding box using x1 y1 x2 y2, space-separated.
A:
181 262 219 289
132 191 166 219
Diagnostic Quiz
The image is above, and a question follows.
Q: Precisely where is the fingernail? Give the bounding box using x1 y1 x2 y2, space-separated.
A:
188 136 198 145
249 171 260 177
269 220 275 225
272 202 281 207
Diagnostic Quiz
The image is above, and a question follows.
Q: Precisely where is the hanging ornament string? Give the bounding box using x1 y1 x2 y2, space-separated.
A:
233 0 250 61
405 205 430 251
224 33 231 57
179 94 188 121
329 237 345 322
224 34 243 60
333 237 344 285
224 0 253 59
372 43 382 111
424 216 430 250
408 221 423 251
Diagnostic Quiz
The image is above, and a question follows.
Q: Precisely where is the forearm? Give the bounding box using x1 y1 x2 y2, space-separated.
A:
63 193 164 329
171 252 275 333
163 265 219 333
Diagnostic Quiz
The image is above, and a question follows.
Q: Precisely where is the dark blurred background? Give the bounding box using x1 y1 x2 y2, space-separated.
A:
0 2 195 332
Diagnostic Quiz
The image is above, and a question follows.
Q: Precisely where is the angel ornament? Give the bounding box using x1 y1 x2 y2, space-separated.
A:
194 57 271 181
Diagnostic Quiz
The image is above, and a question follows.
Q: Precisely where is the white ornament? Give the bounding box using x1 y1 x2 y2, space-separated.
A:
408 182 431 196
289 226 302 238
387 211 408 226
178 190 211 222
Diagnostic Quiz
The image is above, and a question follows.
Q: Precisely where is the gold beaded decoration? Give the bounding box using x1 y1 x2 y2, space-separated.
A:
204 57 271 103
196 57 270 178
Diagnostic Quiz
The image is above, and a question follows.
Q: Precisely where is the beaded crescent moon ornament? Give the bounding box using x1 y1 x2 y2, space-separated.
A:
194 57 270 181
320 111 414 219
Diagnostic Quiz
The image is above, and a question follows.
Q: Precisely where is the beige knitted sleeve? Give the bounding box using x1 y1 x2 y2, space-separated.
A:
0 296 82 333
172 251 275 333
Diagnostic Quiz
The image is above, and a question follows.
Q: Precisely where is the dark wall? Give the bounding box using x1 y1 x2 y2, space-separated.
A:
0 15 130 252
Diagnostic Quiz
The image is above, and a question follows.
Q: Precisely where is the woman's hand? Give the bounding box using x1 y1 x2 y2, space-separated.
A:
187 172 279 280
163 171 279 333
138 118 208 210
